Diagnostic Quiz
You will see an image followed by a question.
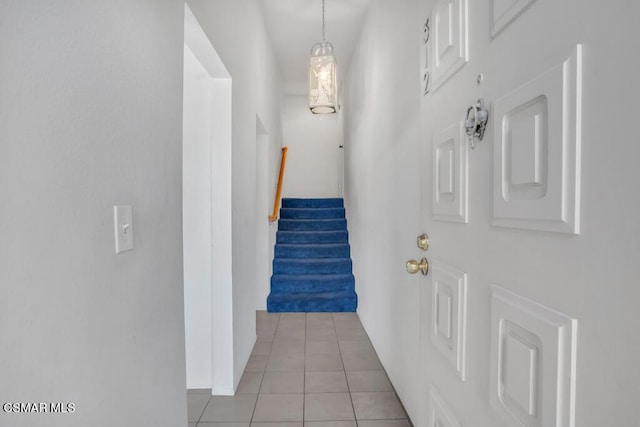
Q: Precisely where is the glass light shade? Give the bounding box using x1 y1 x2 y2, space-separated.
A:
308 41 337 114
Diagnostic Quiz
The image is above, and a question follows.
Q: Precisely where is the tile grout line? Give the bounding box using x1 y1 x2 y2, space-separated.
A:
195 394 209 426
303 312 307 426
249 312 280 426
334 312 360 427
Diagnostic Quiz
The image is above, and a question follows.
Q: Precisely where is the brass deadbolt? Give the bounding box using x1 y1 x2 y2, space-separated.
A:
417 233 429 251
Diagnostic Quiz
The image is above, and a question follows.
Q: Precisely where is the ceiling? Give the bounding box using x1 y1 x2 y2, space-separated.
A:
258 0 373 95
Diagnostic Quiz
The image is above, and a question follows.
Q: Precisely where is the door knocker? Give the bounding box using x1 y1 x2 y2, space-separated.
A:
464 99 489 149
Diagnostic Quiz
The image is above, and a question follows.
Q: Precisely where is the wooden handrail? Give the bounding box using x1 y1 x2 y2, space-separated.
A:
269 146 288 222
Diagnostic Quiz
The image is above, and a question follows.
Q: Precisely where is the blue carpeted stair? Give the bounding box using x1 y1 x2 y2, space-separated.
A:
267 198 358 312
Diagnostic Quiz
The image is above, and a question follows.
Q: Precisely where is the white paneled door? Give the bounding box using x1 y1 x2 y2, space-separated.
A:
419 0 639 426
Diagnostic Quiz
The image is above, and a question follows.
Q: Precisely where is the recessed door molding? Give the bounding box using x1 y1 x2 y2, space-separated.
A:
490 0 537 38
493 44 582 234
433 121 469 223
431 260 468 381
430 386 463 427
431 0 468 91
490 285 577 426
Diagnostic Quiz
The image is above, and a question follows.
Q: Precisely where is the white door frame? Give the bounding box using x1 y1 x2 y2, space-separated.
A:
255 116 271 310
183 3 234 395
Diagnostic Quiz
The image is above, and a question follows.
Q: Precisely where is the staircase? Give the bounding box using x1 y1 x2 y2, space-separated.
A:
267 198 358 312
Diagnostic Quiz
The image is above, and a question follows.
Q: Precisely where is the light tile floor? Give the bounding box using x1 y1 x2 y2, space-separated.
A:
187 311 411 427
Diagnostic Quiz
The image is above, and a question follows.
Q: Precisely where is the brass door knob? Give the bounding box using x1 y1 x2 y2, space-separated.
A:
406 258 429 276
417 233 429 251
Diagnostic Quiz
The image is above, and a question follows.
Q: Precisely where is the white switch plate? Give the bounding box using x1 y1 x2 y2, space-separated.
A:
114 205 134 254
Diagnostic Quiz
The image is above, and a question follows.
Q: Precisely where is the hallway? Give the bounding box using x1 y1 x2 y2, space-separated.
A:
187 312 410 426
3 1 640 426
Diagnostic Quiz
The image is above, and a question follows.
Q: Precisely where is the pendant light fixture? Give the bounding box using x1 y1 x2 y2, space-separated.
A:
308 0 337 114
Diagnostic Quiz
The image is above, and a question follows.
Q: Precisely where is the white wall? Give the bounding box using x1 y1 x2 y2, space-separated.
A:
342 0 423 423
0 1 187 426
255 1 285 310
186 0 283 387
282 95 344 198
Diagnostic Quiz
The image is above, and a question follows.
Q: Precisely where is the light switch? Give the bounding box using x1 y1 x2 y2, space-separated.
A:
114 205 134 254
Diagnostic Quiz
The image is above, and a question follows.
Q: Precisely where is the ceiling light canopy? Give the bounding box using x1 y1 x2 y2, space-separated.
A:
309 0 337 114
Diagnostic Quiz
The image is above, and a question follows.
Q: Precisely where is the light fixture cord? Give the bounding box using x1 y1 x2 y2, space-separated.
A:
322 0 326 41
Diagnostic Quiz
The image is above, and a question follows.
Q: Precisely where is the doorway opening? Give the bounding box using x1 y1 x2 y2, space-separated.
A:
182 3 234 395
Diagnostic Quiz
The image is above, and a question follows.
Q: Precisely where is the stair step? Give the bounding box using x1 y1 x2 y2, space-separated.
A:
271 274 355 293
278 218 347 231
268 197 356 313
273 258 352 275
267 291 357 312
275 243 350 259
280 207 345 220
276 230 348 244
282 198 344 208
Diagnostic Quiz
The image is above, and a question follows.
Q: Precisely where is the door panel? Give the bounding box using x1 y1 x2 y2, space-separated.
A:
492 46 582 234
419 0 587 426
489 286 577 427
432 121 469 223
430 261 468 381
431 0 468 90
490 0 537 37
429 386 464 427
